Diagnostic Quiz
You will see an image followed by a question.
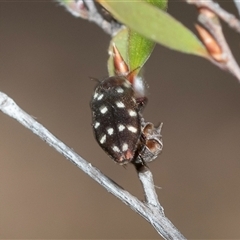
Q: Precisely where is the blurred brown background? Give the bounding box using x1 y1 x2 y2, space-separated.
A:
1 1 240 239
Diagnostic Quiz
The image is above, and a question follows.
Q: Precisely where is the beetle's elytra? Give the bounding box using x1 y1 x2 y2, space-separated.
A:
91 76 142 165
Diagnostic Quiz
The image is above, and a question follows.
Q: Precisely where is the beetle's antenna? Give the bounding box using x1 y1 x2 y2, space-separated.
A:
89 77 101 83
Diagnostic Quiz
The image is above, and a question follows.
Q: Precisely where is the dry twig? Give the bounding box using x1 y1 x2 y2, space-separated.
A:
186 0 240 33
233 0 240 16
185 0 240 82
57 0 121 35
0 91 186 240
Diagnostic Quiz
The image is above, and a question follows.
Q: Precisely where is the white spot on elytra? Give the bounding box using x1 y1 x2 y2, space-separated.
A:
112 145 120 152
94 122 100 129
93 92 98 99
107 128 114 135
99 134 106 144
128 109 137 117
122 143 128 152
100 106 108 114
97 94 104 100
116 87 124 93
127 125 138 133
116 101 125 108
118 124 125 132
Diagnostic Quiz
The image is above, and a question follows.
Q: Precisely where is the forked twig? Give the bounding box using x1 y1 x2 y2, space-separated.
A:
0 91 186 240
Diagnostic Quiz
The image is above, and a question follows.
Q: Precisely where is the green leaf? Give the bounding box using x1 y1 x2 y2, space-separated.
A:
128 0 167 74
107 28 155 76
128 30 155 72
98 0 208 57
146 0 168 10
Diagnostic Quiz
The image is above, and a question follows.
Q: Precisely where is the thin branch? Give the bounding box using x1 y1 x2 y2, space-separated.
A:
57 0 122 36
185 0 240 82
200 8 240 81
186 0 240 33
0 91 186 240
134 163 164 213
